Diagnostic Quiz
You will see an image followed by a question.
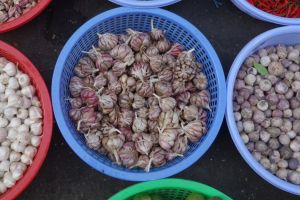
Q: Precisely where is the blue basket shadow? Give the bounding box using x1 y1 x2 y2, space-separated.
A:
52 7 226 181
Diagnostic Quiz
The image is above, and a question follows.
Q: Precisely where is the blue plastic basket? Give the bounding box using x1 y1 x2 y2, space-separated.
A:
108 0 180 8
226 26 300 196
52 7 226 181
231 0 300 25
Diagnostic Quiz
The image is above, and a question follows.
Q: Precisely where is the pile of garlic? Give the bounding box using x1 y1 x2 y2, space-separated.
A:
0 57 42 193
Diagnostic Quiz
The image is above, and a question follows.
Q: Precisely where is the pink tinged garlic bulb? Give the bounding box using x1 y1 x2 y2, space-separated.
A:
149 55 163 73
132 116 147 133
85 133 101 150
132 94 146 109
150 19 165 41
110 44 134 61
93 73 107 89
148 120 159 133
95 53 113 72
98 33 119 51
155 95 176 112
112 61 127 77
193 72 208 90
119 142 138 168
106 71 122 94
149 147 167 167
80 88 98 107
130 155 151 172
74 57 96 78
190 90 211 110
182 120 207 143
172 135 189 154
156 38 171 53
176 91 191 105
106 134 125 165
148 105 161 121
154 81 173 97
69 76 86 97
98 94 114 110
136 81 154 97
158 68 173 82
183 105 198 121
167 43 184 57
131 62 151 82
119 127 133 141
127 29 151 52
133 133 153 155
158 128 179 150
69 98 83 109
172 79 185 95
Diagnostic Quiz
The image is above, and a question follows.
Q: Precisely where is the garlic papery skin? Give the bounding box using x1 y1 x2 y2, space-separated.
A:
7 128 18 141
7 77 19 90
17 132 31 145
1 140 10 147
0 118 8 128
17 124 29 133
17 74 30 87
24 118 38 126
24 146 37 159
31 96 41 107
31 136 41 147
3 172 15 188
8 118 21 128
29 106 42 119
20 154 32 165
0 146 9 161
0 161 10 171
7 94 21 108
11 168 23 181
17 108 28 120
4 88 15 99
0 83 5 93
10 162 26 173
0 128 7 143
0 102 7 113
10 141 25 153
30 122 42 136
0 181 7 193
9 151 21 162
21 85 35 98
3 62 17 77
3 107 17 119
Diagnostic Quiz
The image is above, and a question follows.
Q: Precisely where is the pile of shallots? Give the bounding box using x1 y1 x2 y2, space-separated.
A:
0 57 42 193
68 21 210 172
234 45 300 184
0 0 38 24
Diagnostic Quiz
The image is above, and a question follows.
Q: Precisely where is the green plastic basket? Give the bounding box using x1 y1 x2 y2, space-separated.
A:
109 179 232 200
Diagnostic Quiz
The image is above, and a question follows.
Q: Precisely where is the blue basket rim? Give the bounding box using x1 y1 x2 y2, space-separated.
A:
108 0 181 8
232 0 300 25
226 26 300 195
52 7 226 181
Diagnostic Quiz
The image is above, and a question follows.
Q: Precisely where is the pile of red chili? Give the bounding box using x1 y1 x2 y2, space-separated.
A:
248 0 300 18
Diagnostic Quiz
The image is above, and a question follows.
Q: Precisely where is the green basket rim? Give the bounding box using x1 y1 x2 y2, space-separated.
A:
109 179 233 200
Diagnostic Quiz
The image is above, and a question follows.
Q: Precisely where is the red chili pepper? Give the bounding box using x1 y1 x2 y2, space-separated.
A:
248 0 300 18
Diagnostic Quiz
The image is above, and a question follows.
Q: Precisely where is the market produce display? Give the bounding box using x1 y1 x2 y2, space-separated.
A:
68 21 210 171
0 0 38 24
248 0 300 18
233 45 300 185
0 57 42 194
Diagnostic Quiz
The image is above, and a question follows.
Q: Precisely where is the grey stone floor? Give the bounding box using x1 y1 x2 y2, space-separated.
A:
0 0 299 199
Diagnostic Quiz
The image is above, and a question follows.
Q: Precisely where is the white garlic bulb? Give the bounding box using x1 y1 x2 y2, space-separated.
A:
0 146 10 161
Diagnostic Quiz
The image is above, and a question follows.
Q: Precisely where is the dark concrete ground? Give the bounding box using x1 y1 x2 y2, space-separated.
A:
0 0 299 199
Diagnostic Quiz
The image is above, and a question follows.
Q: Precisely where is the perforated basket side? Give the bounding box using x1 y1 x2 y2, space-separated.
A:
108 0 180 8
109 179 232 200
52 7 226 181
